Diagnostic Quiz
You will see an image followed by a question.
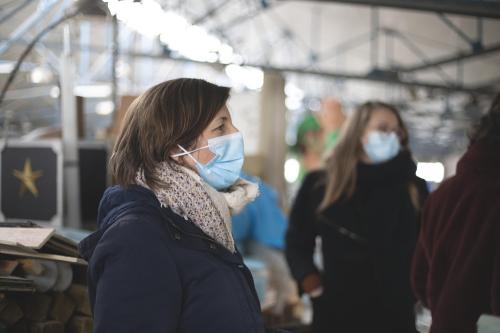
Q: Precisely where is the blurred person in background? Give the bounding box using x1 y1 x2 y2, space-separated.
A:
232 172 298 325
318 97 346 156
292 97 346 181
292 113 324 179
78 78 287 333
286 101 428 333
412 93 500 333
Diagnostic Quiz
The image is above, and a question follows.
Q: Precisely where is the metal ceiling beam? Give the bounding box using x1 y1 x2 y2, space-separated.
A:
0 0 33 26
125 51 495 94
0 0 59 55
192 0 231 25
397 42 500 72
283 0 500 19
254 64 495 94
437 13 475 47
472 77 500 90
213 1 283 33
0 39 494 95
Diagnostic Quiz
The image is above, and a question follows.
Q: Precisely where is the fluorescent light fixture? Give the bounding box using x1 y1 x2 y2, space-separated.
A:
0 62 14 73
416 162 445 183
95 100 115 115
285 96 302 110
0 61 36 74
285 83 304 100
284 158 300 183
30 66 53 84
104 0 238 64
50 86 60 99
74 84 111 98
225 64 264 90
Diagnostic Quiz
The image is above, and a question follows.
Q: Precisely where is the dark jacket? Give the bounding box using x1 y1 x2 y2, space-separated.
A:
286 152 428 333
78 185 270 333
412 141 500 333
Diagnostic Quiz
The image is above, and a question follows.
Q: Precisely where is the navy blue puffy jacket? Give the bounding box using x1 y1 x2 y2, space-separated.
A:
79 185 281 333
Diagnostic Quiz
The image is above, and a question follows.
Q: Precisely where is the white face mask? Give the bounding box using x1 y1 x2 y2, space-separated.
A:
172 132 245 190
363 131 401 164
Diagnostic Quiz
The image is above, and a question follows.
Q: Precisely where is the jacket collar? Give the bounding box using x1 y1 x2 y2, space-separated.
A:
159 206 245 264
79 184 244 265
356 150 417 187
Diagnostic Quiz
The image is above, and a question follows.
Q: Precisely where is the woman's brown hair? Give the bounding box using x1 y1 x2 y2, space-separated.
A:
109 78 230 190
319 101 410 211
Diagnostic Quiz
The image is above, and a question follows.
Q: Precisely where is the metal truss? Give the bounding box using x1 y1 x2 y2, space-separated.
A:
0 0 498 98
0 0 60 55
288 0 500 19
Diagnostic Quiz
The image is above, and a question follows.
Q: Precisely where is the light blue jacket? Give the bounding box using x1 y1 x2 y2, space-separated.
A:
232 173 288 250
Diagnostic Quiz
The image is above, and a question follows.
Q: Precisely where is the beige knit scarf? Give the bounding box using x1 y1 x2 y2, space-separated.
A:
135 162 259 253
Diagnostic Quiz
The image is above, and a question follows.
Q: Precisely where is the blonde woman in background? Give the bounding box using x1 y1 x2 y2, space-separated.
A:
286 101 428 333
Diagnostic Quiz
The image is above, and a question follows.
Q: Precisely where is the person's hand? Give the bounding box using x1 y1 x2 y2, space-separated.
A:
302 273 323 298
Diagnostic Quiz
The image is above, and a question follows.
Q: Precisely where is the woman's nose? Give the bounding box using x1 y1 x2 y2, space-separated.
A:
229 123 239 134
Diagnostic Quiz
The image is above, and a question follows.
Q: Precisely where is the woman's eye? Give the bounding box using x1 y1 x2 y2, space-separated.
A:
216 125 225 132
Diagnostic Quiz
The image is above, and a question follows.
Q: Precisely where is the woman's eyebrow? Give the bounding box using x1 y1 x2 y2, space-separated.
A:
215 116 227 124
211 117 227 130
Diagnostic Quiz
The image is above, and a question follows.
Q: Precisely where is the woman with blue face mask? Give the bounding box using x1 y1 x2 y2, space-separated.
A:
286 101 429 333
78 78 287 333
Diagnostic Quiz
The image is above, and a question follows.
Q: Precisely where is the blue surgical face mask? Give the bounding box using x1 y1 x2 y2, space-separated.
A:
172 132 245 190
363 131 401 164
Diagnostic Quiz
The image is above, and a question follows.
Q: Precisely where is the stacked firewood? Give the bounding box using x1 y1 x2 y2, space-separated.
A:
0 223 91 333
0 283 92 333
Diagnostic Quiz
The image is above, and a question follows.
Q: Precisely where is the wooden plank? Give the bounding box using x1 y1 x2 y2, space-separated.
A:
0 245 87 266
0 228 55 249
42 235 79 257
0 260 18 276
0 276 36 293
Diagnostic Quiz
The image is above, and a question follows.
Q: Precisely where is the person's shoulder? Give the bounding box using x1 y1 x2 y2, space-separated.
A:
427 175 458 202
103 209 173 251
412 176 429 194
413 176 427 188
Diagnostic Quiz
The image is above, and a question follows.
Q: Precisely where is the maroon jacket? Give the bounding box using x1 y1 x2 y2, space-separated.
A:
412 141 500 333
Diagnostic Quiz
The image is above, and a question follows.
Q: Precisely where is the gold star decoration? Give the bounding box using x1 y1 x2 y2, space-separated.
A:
13 159 43 198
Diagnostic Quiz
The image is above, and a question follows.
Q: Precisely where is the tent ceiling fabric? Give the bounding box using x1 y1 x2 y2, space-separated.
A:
0 0 499 157
168 0 500 89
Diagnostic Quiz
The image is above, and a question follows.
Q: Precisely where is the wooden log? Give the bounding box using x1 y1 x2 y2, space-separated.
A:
0 299 23 326
0 294 7 313
18 293 52 322
49 292 75 324
25 260 58 293
0 260 18 276
52 262 73 292
9 319 29 333
66 284 91 316
29 321 64 333
18 259 44 276
67 316 93 333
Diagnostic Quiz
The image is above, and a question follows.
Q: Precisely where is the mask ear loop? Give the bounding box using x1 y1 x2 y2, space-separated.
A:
171 144 207 169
